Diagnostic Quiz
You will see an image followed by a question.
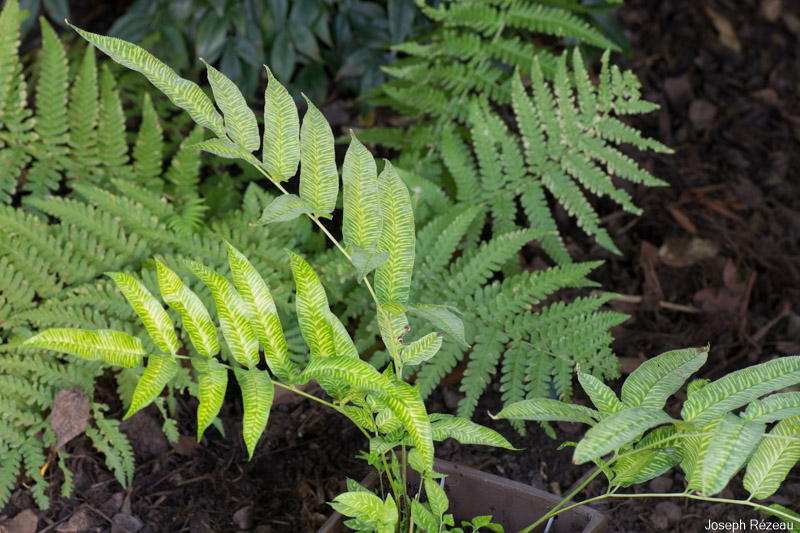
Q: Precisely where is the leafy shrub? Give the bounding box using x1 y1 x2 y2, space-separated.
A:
496 347 800 529
24 30 518 532
108 0 420 101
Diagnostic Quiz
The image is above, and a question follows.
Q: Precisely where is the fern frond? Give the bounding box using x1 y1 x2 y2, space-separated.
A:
132 93 164 190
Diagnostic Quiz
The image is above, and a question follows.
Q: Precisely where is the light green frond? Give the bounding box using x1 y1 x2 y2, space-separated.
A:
203 61 259 151
384 381 434 476
298 355 394 397
744 416 800 499
494 398 599 426
742 392 800 423
234 367 273 460
573 408 674 465
681 356 800 426
375 161 415 306
401 332 442 367
429 413 516 450
621 347 708 409
185 260 259 368
342 134 382 252
287 250 335 357
24 328 145 367
226 241 298 381
299 96 338 214
263 67 299 179
156 261 219 357
69 23 225 137
125 354 178 419
256 194 315 224
192 356 228 442
107 272 177 354
578 371 622 416
700 413 764 496
190 138 262 167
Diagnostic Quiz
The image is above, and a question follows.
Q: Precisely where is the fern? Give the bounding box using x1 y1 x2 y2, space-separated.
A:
0 4 309 509
366 0 667 256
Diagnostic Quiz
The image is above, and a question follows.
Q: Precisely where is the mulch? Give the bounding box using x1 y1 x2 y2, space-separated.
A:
2 0 800 531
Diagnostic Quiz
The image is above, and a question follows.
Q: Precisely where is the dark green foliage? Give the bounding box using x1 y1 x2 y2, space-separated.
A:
108 0 421 101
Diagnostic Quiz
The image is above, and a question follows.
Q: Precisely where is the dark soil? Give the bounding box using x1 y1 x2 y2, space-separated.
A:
3 0 800 532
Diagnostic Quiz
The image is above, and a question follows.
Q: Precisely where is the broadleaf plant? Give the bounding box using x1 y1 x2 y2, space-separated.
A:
494 347 800 530
25 28 516 530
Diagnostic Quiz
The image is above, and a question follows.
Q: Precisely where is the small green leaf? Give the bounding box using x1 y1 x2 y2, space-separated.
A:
742 392 800 423
406 304 468 349
429 413 518 450
189 137 263 167
297 355 394 396
225 241 298 381
263 66 300 179
287 250 335 357
574 408 674 465
401 332 442 367
342 133 382 251
744 415 800 499
411 500 438 532
25 328 145 367
622 347 708 409
299 96 337 214
493 398 599 426
69 23 225 138
203 60 260 151
156 260 219 357
185 260 259 368
682 356 800 425
107 272 178 354
578 371 622 415
192 356 228 442
234 367 273 460
125 354 178 419
424 478 448 520
375 161 415 306
701 413 765 496
349 245 390 282
255 194 314 224
383 381 434 476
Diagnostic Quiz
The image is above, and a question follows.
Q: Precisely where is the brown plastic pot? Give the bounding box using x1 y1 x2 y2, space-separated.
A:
318 458 607 533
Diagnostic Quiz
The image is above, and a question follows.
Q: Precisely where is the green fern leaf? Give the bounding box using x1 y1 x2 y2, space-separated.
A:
263 66 299 179
573 407 674 465
69 23 226 137
125 353 178 419
156 260 219 357
401 332 442 367
107 272 178 354
287 249 336 357
24 328 145 367
621 347 708 410
744 415 800 499
578 371 623 415
131 93 164 189
375 161 415 306
342 134 382 252
700 413 764 496
234 367 273 460
299 96 338 215
225 241 298 381
192 356 228 442
742 392 800 423
203 60 259 151
185 260 259 368
681 356 800 426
